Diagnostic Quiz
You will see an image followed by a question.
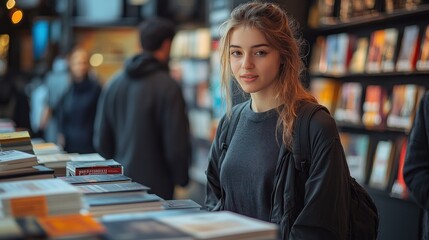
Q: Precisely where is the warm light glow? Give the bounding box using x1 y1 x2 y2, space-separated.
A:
90 53 103 67
6 0 15 9
0 35 10 47
11 9 23 24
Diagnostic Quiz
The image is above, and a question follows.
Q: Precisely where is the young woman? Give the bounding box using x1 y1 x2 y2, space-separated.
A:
205 2 351 239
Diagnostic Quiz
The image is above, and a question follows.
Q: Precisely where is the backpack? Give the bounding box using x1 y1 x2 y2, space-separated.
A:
220 101 379 239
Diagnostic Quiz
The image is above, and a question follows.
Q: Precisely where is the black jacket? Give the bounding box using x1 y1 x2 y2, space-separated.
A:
206 101 350 240
93 52 192 200
404 91 429 240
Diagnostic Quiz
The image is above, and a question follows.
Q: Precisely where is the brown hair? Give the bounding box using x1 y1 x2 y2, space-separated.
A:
219 1 316 148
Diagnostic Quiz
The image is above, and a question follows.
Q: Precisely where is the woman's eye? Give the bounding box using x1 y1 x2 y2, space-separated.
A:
230 51 242 56
255 51 267 56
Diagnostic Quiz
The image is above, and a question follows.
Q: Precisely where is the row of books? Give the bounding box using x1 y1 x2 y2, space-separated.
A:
310 0 423 27
0 174 279 240
311 79 425 131
340 132 409 198
310 24 429 75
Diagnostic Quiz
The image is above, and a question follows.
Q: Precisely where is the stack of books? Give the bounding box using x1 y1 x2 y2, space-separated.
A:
66 159 123 176
0 131 33 154
0 178 83 218
0 150 54 182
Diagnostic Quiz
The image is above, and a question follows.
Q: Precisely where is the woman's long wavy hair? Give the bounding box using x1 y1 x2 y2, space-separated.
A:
219 1 317 148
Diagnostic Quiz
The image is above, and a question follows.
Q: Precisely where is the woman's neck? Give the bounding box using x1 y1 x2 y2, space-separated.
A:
250 94 279 112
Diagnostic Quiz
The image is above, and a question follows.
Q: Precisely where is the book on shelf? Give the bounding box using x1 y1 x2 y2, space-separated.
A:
391 138 410 199
381 28 399 72
58 174 132 185
349 36 369 74
417 24 429 71
66 159 123 176
386 84 425 130
156 211 279 240
339 132 370 183
76 182 150 195
396 25 421 72
326 33 354 75
310 78 341 114
369 140 396 190
84 192 164 217
309 36 327 73
0 165 54 182
0 150 38 171
0 178 83 217
334 82 363 124
362 85 389 128
366 29 385 73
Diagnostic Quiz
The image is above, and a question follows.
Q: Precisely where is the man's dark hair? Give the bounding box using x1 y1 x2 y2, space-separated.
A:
139 17 176 52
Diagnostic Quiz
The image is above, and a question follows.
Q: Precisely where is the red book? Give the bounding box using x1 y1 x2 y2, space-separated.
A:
66 160 123 176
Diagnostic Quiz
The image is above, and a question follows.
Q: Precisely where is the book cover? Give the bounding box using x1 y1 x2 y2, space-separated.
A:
396 25 420 72
85 192 163 207
163 199 202 210
66 159 123 176
310 78 341 114
157 211 279 240
369 140 396 190
334 82 363 124
391 138 410 199
417 24 429 71
381 28 399 72
37 214 105 239
386 84 425 130
339 133 370 183
349 37 369 74
58 174 131 185
362 85 389 128
309 36 327 73
326 34 353 75
366 29 385 73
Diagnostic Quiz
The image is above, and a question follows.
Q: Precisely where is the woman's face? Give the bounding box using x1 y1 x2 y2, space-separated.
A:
229 25 281 97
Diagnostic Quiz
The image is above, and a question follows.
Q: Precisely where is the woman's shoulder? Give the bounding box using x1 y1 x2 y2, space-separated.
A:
306 103 339 140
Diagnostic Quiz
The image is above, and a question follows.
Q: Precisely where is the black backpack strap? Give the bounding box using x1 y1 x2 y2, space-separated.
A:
293 102 329 174
220 102 247 156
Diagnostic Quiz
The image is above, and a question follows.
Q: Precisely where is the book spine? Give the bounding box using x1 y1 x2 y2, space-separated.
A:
75 167 123 176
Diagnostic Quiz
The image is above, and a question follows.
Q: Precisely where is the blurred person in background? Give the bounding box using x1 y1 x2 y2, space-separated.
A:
93 17 191 200
39 46 100 153
55 47 101 153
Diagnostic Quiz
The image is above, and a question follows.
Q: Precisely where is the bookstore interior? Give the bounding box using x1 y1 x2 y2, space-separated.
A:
1 0 429 239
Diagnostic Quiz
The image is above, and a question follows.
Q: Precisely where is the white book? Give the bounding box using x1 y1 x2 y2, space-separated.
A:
157 211 278 240
0 150 38 171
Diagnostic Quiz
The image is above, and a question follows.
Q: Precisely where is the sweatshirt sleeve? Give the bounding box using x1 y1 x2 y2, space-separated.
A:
404 92 429 210
290 110 350 240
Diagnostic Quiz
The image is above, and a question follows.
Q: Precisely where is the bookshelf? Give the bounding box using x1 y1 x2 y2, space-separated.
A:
307 1 429 239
